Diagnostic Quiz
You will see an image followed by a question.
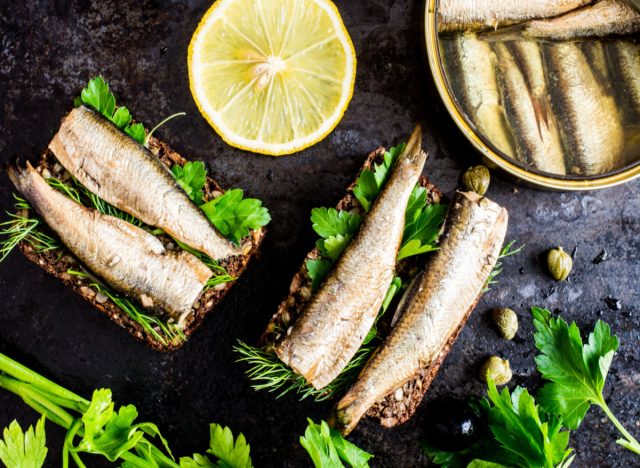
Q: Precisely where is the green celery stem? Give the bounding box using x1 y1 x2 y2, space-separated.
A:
598 399 640 454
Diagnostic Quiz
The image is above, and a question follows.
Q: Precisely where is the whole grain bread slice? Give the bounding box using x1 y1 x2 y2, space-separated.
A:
16 136 266 352
259 146 456 427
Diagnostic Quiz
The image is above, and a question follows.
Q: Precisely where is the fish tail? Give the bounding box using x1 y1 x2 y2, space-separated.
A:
531 94 551 140
330 390 367 436
399 124 427 166
7 161 62 216
479 24 527 43
6 161 37 198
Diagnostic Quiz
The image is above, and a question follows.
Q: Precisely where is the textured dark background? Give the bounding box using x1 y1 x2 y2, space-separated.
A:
0 1 639 467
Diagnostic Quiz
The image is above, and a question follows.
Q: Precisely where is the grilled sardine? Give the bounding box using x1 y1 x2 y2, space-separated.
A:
494 42 566 174
438 0 592 33
275 126 428 390
8 162 213 320
49 106 241 260
484 0 640 41
543 42 624 175
332 191 508 435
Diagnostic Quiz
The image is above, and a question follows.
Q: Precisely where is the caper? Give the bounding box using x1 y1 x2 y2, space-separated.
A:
462 165 490 196
479 356 512 386
547 246 572 281
491 307 518 340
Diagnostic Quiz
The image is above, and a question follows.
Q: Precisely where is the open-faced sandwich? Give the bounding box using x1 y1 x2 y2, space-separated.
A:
0 77 270 351
237 126 509 434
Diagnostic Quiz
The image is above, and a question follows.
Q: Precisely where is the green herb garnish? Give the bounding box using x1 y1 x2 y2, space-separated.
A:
300 419 373 468
424 309 640 466
353 144 405 212
180 424 253 468
0 417 48 468
201 189 271 246
397 185 446 261
78 76 145 145
532 307 640 454
172 161 207 205
0 352 254 468
423 380 574 468
234 275 403 402
484 240 524 292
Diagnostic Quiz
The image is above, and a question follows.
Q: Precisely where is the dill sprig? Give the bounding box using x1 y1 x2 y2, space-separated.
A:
235 277 402 402
0 195 61 262
484 240 524 292
48 176 144 228
234 341 378 402
67 269 185 345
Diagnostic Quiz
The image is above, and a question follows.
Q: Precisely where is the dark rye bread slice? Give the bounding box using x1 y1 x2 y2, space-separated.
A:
16 136 266 352
259 147 451 427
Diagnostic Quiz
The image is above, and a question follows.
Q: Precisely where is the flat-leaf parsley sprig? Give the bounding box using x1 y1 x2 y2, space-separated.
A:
0 352 254 468
532 307 640 454
424 308 640 466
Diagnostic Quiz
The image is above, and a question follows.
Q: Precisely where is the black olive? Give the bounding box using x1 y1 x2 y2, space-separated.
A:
423 397 483 451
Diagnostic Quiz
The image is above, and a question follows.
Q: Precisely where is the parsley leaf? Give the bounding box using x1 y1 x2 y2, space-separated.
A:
208 424 253 468
80 76 115 117
311 207 362 239
179 424 253 468
300 419 373 468
201 189 271 245
124 122 146 144
74 389 145 461
397 188 446 261
0 417 47 468
486 381 573 468
111 106 132 128
79 76 145 145
306 258 332 291
423 382 574 468
532 308 640 453
172 162 208 205
363 276 402 345
353 144 405 212
305 208 362 289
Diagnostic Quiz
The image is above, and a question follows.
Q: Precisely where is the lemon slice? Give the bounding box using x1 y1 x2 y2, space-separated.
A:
188 0 356 156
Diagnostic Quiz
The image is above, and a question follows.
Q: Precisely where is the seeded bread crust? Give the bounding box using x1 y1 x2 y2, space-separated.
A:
17 136 266 352
259 147 453 427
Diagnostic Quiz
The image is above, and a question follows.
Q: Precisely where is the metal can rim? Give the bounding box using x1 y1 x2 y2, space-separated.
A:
424 0 640 191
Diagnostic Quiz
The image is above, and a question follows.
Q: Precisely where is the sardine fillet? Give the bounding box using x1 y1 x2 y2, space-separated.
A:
608 40 640 121
49 106 241 260
443 34 515 156
494 42 566 174
489 0 640 40
8 162 213 320
438 0 592 32
543 42 624 175
275 127 428 390
332 191 508 435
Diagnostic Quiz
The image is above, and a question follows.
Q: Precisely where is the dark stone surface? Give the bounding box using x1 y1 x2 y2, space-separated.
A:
0 1 638 466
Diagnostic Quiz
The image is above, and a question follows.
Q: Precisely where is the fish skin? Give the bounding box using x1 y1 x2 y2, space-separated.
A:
48 106 241 260
332 191 508 435
438 0 592 33
275 126 428 390
494 42 566 174
8 162 213 320
580 41 615 97
442 34 515 156
607 40 640 121
543 42 624 175
484 0 640 41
